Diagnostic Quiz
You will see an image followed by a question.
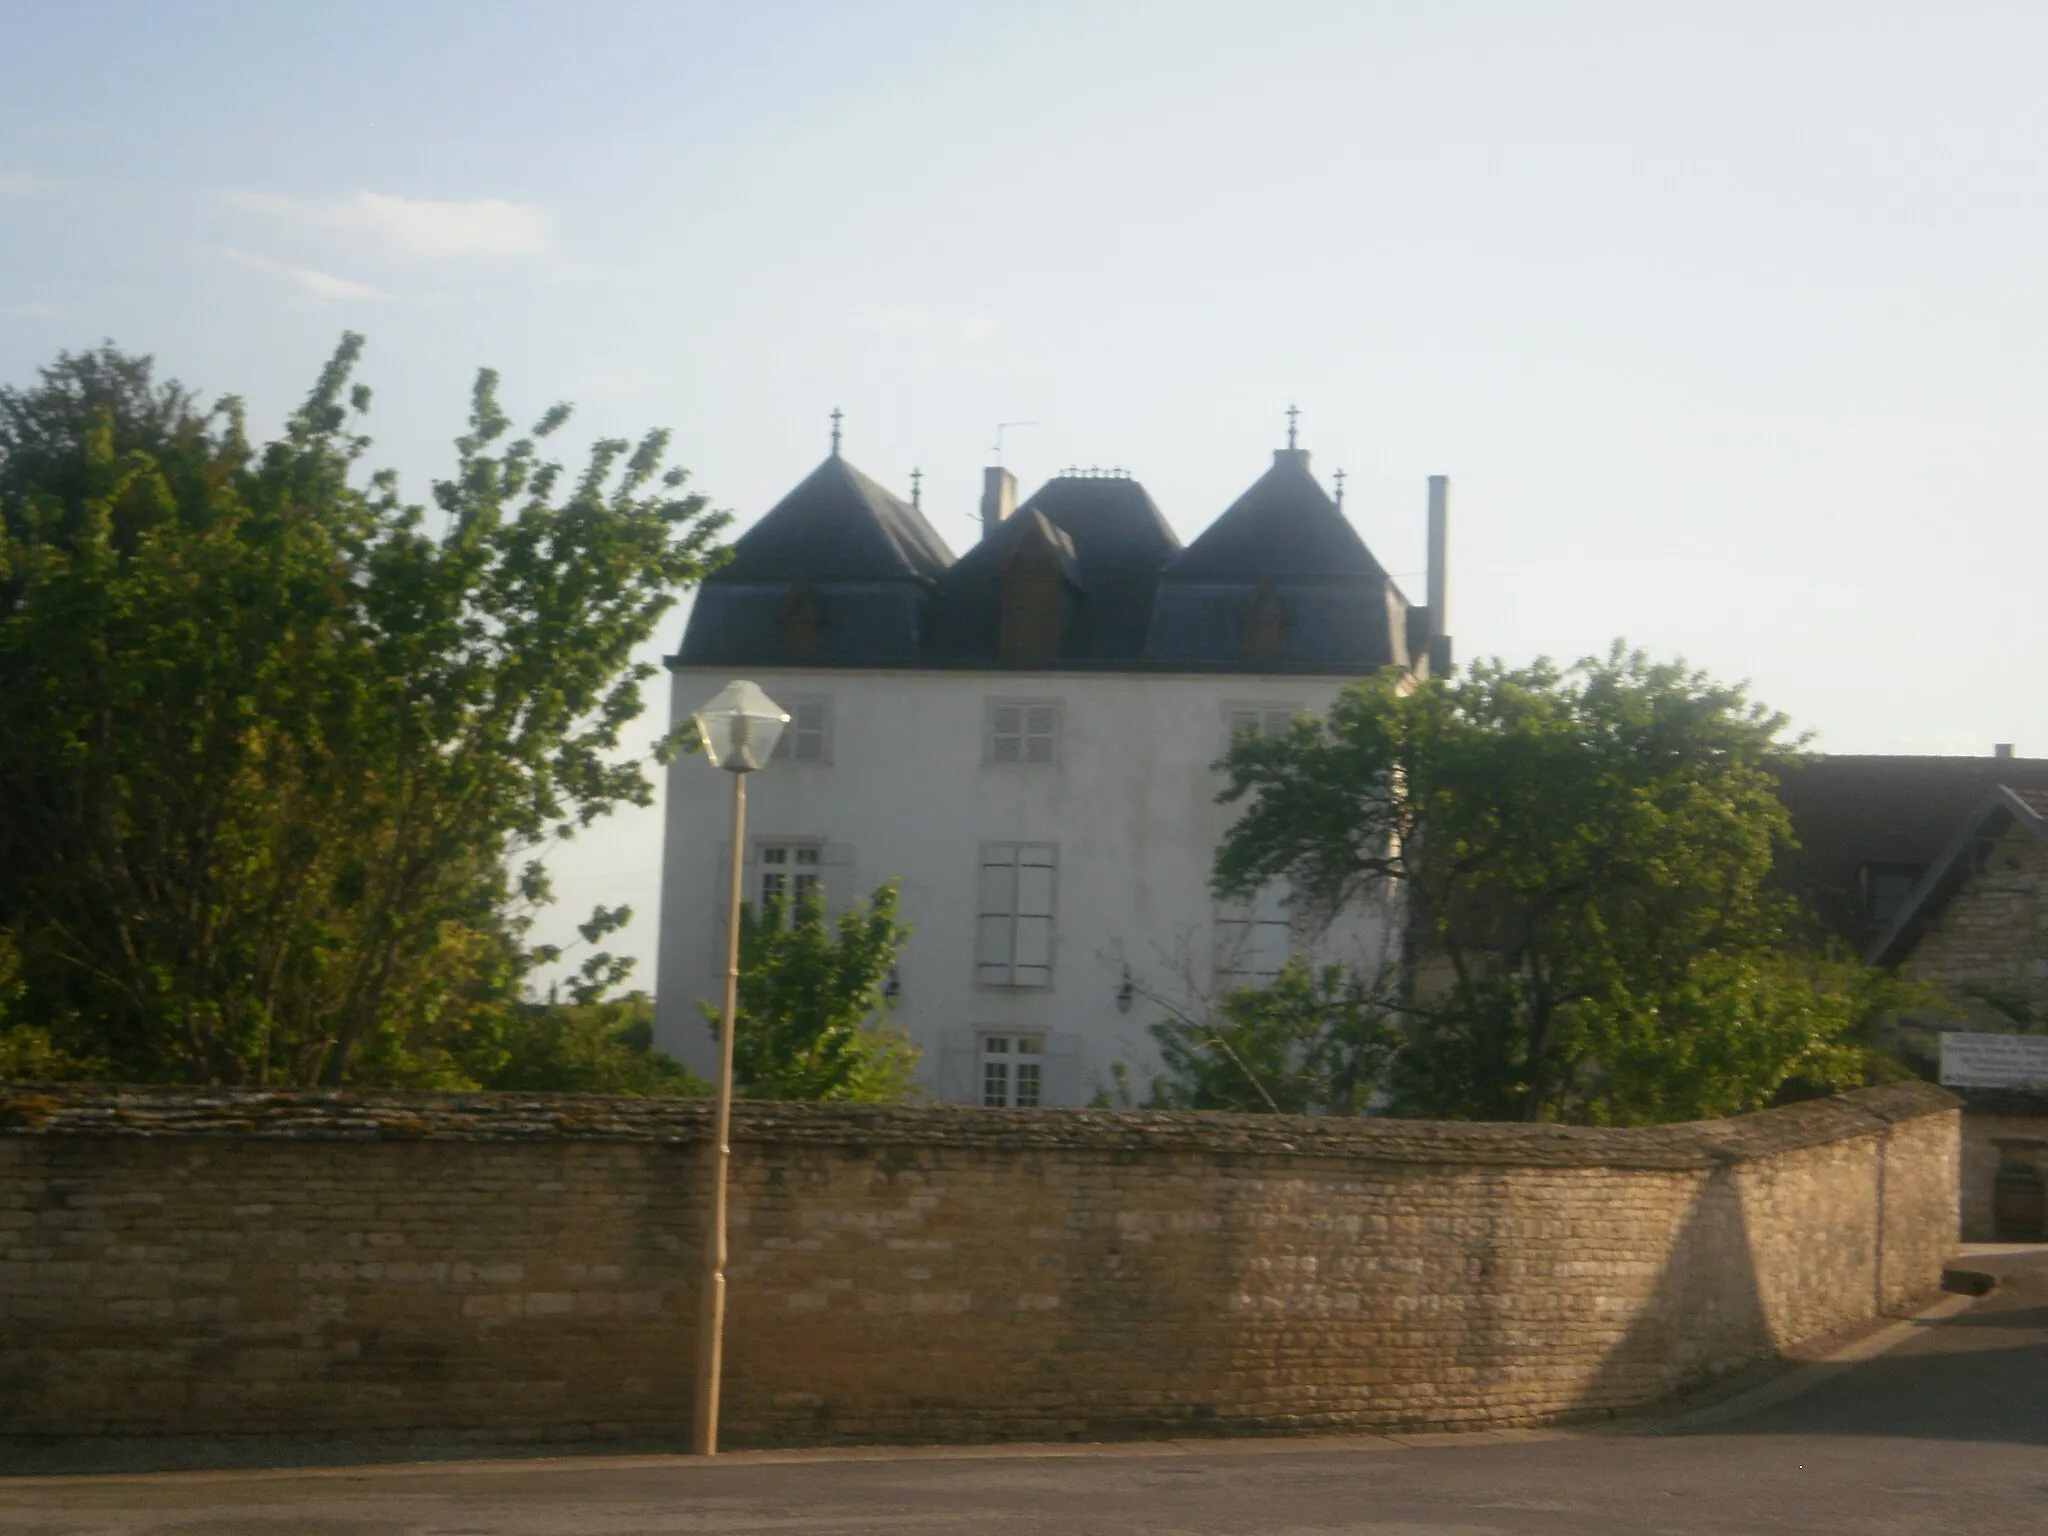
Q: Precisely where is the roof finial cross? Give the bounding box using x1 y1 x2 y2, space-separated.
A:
909 466 923 508
829 407 844 457
1286 403 1300 450
1333 467 1346 508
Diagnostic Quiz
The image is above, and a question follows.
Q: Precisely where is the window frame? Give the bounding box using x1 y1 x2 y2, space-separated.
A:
975 840 1059 989
1213 881 1293 985
769 696 833 765
754 839 825 923
984 697 1064 768
1223 700 1307 749
978 1032 1046 1108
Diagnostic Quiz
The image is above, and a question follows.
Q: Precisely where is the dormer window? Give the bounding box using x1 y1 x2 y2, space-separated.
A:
1241 582 1286 659
778 581 822 656
999 514 1073 660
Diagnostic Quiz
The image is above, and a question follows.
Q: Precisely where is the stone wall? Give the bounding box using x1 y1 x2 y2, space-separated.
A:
1902 822 2048 1015
0 1082 1958 1447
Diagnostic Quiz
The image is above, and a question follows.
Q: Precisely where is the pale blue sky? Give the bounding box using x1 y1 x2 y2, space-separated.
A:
6 1 2046 991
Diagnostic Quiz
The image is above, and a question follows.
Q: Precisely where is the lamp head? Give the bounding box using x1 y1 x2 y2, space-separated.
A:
692 679 789 773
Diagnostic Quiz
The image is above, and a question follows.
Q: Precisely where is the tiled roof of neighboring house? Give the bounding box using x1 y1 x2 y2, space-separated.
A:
1866 784 2048 967
1772 755 2048 951
676 440 1423 675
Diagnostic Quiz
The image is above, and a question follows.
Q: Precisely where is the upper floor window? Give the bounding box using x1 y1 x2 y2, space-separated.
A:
1215 883 1291 984
770 697 832 764
1225 702 1304 746
987 700 1061 766
977 842 1057 987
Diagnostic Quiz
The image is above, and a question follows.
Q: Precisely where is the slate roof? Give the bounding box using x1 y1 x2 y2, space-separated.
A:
1145 449 1412 670
713 455 953 584
677 454 955 666
676 443 1419 674
1773 755 2048 950
1167 448 1385 579
930 476 1182 661
1867 784 2048 966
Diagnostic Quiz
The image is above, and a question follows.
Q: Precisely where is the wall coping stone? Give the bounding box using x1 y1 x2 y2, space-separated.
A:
0 1080 1956 1170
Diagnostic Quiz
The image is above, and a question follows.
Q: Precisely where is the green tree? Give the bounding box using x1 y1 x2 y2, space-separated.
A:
0 340 727 1086
1215 645 1876 1124
710 883 918 1102
468 993 706 1096
1147 959 1400 1114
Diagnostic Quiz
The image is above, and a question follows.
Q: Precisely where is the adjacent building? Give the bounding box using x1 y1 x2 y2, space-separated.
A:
654 422 1451 1105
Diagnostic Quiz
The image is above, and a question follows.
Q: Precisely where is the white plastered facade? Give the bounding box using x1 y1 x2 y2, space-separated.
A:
654 665 1397 1106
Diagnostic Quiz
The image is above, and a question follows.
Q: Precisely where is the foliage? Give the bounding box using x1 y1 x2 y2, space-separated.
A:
0 931 103 1080
470 993 706 1096
1146 959 1400 1115
710 883 918 1102
0 340 728 1086
1215 644 1886 1124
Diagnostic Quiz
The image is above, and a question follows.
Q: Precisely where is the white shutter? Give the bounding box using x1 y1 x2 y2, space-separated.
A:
977 845 1017 983
937 1028 978 1103
1013 845 1056 987
1024 705 1058 763
1043 1034 1083 1108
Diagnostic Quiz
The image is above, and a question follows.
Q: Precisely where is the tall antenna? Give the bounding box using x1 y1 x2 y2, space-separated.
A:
1285 403 1300 449
1333 467 1346 509
909 467 923 508
829 407 844 457
992 420 1037 460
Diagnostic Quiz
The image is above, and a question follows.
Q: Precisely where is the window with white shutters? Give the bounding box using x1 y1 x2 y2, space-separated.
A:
769 697 832 763
1215 882 1291 983
1225 703 1304 747
976 842 1057 987
986 700 1061 765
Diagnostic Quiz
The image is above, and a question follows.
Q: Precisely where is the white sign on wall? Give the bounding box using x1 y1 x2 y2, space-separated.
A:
1939 1031 2048 1088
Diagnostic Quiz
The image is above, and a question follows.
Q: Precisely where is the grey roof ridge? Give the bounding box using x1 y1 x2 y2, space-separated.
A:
1865 783 2048 966
832 456 955 576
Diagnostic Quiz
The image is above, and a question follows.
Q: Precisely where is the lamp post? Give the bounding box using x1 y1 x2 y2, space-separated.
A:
689 679 787 1456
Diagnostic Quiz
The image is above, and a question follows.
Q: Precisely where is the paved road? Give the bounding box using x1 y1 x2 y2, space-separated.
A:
4 1250 2045 1536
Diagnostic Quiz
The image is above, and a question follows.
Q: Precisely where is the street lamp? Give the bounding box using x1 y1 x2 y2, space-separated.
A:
689 679 787 1456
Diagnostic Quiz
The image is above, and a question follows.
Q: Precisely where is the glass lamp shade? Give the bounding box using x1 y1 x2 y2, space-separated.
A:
692 680 789 773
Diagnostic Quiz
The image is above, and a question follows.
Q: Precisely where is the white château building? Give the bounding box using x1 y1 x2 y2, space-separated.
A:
653 419 1452 1106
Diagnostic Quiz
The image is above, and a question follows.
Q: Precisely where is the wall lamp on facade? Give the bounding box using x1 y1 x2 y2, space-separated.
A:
1116 967 1135 1014
689 679 788 1460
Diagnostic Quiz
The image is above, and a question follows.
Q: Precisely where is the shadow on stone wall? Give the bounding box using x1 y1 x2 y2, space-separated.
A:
1570 1158 1779 1420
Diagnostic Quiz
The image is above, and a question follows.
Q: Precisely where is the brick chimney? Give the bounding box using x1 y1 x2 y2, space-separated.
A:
981 466 1016 538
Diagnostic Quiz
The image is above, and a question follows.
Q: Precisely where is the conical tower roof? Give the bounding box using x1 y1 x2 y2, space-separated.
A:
1166 448 1384 581
715 455 954 585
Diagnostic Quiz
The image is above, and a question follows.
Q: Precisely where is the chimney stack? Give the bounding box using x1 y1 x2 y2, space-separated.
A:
1425 475 1452 676
981 466 1017 538
1996 743 2016 759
